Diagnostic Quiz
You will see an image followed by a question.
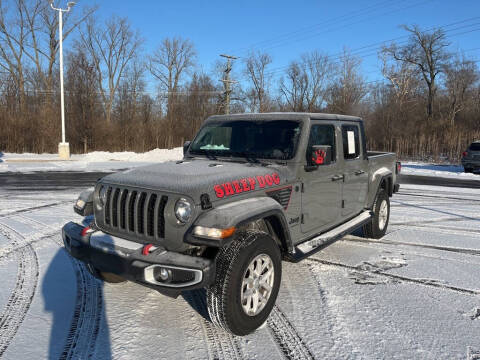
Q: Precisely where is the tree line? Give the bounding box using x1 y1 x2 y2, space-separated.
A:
0 0 479 161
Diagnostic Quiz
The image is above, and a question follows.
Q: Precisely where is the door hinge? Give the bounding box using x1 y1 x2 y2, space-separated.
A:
341 200 345 208
301 213 304 224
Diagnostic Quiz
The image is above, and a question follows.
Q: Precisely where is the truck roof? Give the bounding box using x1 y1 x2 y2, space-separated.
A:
206 112 363 123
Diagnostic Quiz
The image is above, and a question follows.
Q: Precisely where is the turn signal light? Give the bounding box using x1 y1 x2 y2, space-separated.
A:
193 226 236 239
462 151 468 157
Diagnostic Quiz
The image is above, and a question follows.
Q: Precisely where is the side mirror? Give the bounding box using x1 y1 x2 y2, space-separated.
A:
305 145 332 171
183 141 191 156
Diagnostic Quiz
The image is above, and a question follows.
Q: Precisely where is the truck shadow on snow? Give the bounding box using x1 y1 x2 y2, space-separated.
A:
182 289 211 322
42 249 112 359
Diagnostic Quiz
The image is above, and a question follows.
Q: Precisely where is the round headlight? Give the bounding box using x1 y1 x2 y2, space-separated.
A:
175 198 192 224
99 186 107 206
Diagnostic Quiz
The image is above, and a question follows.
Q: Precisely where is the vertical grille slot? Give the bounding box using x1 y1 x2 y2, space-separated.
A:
111 188 120 227
157 196 168 238
128 191 137 232
119 189 128 229
147 194 157 236
137 192 147 234
98 186 168 241
105 187 112 224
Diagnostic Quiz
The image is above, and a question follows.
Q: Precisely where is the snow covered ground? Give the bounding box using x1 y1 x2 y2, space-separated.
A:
0 182 479 359
401 162 479 179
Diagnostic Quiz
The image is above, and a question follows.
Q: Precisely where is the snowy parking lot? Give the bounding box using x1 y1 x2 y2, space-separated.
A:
0 178 479 359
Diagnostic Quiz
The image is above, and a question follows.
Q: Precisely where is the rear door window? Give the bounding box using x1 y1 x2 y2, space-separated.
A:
341 125 360 159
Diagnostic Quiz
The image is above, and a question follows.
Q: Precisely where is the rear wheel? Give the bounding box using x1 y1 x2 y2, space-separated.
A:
464 167 473 173
207 230 281 336
86 263 126 283
364 189 390 239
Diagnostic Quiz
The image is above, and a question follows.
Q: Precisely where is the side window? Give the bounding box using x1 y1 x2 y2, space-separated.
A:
307 124 336 163
342 125 360 159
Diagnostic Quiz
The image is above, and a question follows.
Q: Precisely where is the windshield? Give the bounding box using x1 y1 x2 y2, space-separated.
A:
189 120 302 160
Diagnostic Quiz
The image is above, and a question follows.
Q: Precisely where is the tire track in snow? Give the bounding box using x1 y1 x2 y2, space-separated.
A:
343 236 480 256
307 257 480 295
184 290 244 360
0 200 72 219
267 305 315 360
0 224 39 357
47 227 104 360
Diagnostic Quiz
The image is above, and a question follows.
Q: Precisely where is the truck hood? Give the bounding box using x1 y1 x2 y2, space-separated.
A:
100 159 295 204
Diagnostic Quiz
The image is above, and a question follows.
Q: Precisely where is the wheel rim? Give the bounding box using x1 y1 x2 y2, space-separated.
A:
241 254 275 317
378 200 388 230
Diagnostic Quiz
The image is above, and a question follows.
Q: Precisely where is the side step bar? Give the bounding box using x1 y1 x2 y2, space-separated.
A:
288 210 373 262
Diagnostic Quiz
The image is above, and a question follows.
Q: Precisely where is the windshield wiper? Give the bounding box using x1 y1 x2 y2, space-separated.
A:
231 151 271 166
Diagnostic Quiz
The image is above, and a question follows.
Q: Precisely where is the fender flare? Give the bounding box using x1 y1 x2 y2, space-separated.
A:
184 197 293 252
367 170 393 209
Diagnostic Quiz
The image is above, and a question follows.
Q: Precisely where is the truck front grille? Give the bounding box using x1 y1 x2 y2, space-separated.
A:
101 186 168 241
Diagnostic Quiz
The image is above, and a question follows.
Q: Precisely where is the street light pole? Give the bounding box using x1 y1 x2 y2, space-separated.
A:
50 1 75 159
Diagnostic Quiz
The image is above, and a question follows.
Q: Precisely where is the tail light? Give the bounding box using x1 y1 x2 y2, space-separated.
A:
462 151 468 157
396 161 401 174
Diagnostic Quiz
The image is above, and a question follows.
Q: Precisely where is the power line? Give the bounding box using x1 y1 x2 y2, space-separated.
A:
261 18 480 78
232 0 436 55
233 0 404 54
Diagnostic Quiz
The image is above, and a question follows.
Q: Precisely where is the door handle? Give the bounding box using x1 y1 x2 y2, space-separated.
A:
354 170 365 176
331 174 344 182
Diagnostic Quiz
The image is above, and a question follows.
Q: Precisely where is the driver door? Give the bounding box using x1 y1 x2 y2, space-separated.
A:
301 123 343 235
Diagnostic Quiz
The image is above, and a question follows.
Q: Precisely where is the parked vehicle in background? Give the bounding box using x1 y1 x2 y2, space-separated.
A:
62 113 400 335
461 141 480 173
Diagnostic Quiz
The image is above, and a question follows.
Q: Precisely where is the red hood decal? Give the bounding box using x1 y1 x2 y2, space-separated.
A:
214 172 281 198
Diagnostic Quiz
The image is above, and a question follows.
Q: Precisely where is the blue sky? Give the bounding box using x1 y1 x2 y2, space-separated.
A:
86 0 479 90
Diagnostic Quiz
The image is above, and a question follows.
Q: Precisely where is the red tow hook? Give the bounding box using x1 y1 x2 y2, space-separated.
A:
81 226 91 237
142 244 154 256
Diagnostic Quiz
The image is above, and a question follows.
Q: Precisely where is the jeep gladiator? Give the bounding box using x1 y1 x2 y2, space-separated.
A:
62 113 400 335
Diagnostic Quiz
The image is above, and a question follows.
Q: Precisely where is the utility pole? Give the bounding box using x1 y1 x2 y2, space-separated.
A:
220 54 238 114
50 0 75 160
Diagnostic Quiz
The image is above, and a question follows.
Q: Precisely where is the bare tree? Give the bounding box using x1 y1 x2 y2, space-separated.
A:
0 0 30 107
380 49 420 108
383 25 450 120
326 49 367 115
280 61 307 111
244 51 272 112
81 15 142 124
148 37 196 146
443 56 478 126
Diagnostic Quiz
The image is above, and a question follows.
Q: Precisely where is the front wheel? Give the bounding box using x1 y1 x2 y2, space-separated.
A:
207 231 282 336
364 189 390 239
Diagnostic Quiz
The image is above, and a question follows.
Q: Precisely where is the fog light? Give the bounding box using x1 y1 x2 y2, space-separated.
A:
159 268 170 281
154 267 172 282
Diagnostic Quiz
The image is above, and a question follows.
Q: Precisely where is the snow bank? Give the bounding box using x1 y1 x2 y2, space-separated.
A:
0 148 183 173
78 147 183 162
401 162 480 179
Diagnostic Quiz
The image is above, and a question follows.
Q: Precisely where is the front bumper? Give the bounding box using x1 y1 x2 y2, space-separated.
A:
62 222 215 298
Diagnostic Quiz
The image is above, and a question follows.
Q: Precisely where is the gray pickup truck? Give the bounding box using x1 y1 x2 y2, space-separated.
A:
62 113 400 335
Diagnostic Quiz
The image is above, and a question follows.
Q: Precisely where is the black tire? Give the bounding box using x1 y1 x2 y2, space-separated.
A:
364 189 390 239
207 230 282 336
86 263 126 283
464 167 473 173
